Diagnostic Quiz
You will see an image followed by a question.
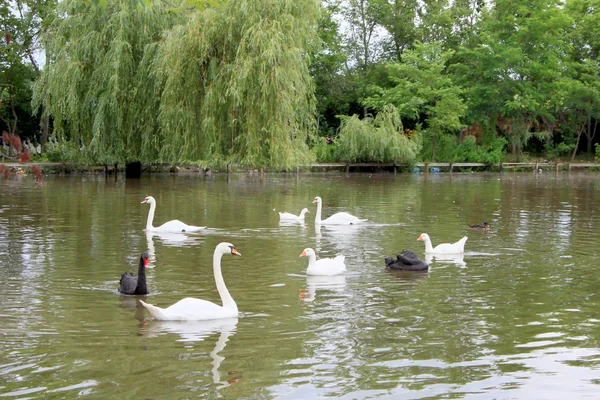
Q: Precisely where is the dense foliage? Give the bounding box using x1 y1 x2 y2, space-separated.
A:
2 0 599 167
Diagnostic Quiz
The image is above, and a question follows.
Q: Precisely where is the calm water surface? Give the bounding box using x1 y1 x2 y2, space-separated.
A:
1 172 599 399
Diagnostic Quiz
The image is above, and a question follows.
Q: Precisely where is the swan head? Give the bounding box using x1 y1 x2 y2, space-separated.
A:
300 208 310 215
299 248 315 258
141 252 149 268
141 195 156 205
217 242 242 257
312 196 322 204
417 233 430 242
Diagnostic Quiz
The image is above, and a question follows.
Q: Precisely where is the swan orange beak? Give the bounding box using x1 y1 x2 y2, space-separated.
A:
141 199 148 204
299 250 307 257
312 199 317 204
417 235 423 241
307 210 310 213
231 248 242 257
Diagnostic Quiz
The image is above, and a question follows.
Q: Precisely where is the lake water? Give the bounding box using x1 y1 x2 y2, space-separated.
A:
1 171 599 399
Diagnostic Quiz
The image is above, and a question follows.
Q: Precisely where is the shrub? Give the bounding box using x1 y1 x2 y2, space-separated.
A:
334 105 421 163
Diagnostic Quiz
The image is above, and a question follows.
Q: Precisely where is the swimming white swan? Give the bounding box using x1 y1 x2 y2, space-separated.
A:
417 233 467 254
278 208 310 221
139 242 241 320
300 247 346 276
141 195 205 233
312 196 367 225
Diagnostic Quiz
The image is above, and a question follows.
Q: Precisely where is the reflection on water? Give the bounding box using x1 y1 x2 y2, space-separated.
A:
145 231 201 265
425 252 466 267
1 173 600 399
142 318 239 389
300 275 347 302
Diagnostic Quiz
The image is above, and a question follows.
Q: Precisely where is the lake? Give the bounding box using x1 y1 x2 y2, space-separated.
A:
1 171 599 399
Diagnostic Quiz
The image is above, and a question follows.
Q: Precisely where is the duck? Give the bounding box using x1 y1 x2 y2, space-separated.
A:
468 222 490 230
385 249 428 271
417 233 467 254
312 196 367 225
141 195 205 233
118 252 150 295
139 242 241 321
278 208 310 221
299 248 346 276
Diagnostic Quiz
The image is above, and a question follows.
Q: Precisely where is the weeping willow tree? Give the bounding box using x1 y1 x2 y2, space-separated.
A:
152 0 319 169
33 0 319 169
32 0 180 164
335 105 421 163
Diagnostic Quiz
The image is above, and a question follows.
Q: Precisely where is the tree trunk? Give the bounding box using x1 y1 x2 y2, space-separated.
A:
571 125 584 161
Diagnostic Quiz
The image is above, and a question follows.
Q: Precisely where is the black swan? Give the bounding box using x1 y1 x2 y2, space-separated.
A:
385 249 429 271
119 252 150 295
468 222 490 230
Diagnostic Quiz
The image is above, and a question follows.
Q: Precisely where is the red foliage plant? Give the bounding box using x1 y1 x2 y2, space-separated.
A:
20 149 30 163
5 33 10 44
1 132 43 183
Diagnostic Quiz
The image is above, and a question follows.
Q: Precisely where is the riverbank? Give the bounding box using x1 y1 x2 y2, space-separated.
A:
2 160 600 176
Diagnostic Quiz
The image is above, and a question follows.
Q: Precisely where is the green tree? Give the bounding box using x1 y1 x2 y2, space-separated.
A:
34 0 318 169
1 0 55 146
452 0 571 158
565 0 600 154
365 42 466 161
33 0 180 164
152 0 319 169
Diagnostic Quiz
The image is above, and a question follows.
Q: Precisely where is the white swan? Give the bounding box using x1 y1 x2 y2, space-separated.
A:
141 195 205 233
312 196 367 225
417 233 467 254
139 242 241 320
278 208 310 221
300 248 346 276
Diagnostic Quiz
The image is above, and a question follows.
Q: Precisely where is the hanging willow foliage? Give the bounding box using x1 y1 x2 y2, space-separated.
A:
32 0 180 164
152 0 319 169
34 0 319 169
335 105 421 163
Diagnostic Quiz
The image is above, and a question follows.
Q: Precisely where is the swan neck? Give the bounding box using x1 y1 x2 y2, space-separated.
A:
307 253 317 266
135 257 147 293
315 201 322 224
146 201 156 230
213 250 237 311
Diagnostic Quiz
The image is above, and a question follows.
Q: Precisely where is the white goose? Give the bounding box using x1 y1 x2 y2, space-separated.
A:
417 233 467 254
312 196 367 225
278 208 310 221
300 248 346 276
141 195 205 233
139 242 241 321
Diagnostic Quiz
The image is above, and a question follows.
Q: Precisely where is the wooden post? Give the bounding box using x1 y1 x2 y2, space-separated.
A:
345 163 350 176
450 163 454 173
499 162 503 173
393 163 397 176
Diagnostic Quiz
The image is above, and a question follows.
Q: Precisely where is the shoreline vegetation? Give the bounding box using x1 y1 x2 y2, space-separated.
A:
3 1 600 175
2 161 600 177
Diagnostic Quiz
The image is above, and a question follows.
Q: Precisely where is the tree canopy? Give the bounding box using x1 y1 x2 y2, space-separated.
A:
1 0 599 167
